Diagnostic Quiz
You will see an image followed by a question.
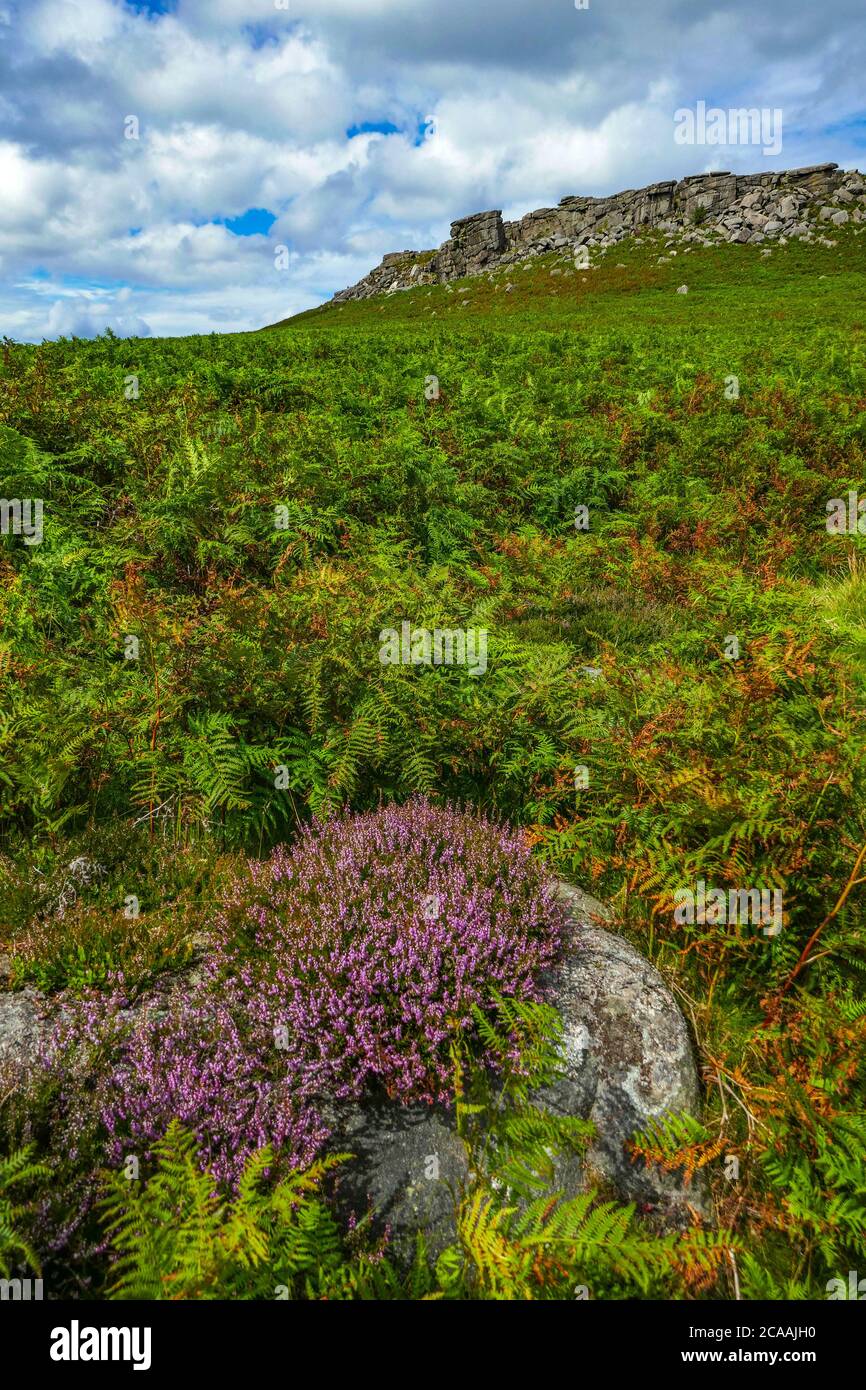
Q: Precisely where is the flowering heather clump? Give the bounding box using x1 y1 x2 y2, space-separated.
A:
213 798 567 1104
46 799 565 1191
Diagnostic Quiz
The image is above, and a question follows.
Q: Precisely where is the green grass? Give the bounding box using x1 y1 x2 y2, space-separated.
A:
275 224 866 336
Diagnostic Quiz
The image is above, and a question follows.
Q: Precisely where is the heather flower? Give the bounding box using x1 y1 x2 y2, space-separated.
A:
45 799 566 1192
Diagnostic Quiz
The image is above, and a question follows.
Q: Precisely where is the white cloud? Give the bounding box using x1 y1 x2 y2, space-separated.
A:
44 297 151 340
0 0 863 340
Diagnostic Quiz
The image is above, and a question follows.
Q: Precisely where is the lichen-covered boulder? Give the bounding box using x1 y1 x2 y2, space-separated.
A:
330 882 709 1259
536 883 709 1228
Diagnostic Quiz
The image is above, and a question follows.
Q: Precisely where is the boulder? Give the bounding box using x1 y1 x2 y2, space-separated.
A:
328 1097 468 1266
535 884 708 1227
329 882 709 1261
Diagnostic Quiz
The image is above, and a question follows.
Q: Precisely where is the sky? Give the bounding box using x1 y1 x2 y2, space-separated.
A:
1 0 864 341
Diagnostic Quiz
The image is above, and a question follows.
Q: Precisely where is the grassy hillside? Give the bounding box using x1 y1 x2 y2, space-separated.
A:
1 224 865 1298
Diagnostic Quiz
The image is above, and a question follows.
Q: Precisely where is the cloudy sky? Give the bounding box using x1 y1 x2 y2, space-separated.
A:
1 0 864 341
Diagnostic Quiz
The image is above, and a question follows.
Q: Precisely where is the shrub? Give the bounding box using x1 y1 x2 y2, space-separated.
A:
45 799 566 1191
97 1000 727 1300
212 798 566 1102
7 901 196 993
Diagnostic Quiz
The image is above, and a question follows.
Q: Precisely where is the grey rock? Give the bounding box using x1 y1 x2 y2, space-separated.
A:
329 1097 468 1266
328 162 859 304
537 884 708 1228
0 986 45 1077
786 163 838 177
830 210 849 225
329 881 708 1260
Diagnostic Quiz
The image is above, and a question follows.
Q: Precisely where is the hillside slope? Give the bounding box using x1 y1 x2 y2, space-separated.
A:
268 161 863 326
1 222 865 1300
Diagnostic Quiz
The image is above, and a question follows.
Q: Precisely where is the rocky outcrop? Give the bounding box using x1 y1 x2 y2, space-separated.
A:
331 162 864 302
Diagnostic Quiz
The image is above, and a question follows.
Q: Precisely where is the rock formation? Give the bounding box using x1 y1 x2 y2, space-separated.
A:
331 163 864 302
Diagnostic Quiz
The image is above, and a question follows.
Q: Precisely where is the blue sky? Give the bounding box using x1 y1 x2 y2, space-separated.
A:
1 0 864 341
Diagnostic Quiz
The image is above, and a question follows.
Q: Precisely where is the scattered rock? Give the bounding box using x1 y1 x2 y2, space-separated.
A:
0 986 44 1076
